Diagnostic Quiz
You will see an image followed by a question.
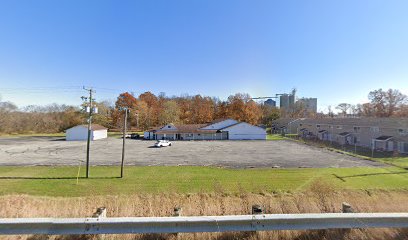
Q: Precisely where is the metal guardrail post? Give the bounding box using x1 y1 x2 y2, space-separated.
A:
93 207 107 218
342 203 354 213
252 205 263 215
173 207 182 217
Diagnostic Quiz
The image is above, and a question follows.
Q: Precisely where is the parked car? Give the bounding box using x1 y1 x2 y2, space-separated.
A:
130 133 140 139
154 140 172 147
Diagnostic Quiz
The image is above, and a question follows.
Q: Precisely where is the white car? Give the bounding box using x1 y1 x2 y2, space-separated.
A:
154 140 172 147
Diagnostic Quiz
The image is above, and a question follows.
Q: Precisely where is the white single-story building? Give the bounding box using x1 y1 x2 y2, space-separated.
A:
66 124 108 141
144 119 266 140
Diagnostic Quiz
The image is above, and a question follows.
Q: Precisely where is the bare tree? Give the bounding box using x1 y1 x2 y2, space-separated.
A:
336 103 351 116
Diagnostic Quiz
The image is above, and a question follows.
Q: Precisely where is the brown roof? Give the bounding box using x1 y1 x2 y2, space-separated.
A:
157 129 218 134
155 124 217 134
147 123 222 134
174 124 208 131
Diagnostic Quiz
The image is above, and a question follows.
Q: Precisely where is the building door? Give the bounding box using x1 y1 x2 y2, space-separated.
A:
176 134 181 140
388 141 394 151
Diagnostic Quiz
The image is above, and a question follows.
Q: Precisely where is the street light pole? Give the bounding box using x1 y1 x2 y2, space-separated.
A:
120 108 128 178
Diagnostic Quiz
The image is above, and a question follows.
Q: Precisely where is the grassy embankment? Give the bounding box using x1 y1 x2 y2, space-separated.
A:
3 182 408 239
1 165 408 197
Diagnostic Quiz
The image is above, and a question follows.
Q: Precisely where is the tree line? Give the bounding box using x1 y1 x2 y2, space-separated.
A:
110 92 279 131
0 92 280 134
0 88 406 134
331 88 408 117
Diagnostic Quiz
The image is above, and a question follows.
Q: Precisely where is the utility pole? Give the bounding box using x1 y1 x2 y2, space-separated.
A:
82 87 96 179
120 108 128 178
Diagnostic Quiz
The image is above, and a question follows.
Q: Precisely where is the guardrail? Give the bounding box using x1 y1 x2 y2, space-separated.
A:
2 213 408 235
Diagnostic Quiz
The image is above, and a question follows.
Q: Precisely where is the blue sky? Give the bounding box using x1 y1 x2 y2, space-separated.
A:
0 0 407 111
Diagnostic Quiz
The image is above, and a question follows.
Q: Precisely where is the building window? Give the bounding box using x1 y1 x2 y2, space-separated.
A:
168 126 171 128
336 125 342 129
354 126 361 133
399 129 408 136
316 124 321 128
187 133 193 137
370 127 379 133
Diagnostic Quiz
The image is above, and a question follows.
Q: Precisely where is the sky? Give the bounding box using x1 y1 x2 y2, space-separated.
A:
0 0 407 112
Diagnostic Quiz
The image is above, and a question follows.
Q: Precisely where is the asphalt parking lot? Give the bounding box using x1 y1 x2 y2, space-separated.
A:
0 137 383 168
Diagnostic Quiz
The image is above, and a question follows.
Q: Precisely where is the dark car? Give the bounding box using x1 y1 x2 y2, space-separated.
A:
130 133 140 139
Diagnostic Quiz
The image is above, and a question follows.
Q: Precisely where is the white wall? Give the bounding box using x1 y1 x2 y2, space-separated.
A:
201 119 238 130
66 126 107 141
144 131 151 140
92 130 107 140
66 126 89 141
225 122 266 140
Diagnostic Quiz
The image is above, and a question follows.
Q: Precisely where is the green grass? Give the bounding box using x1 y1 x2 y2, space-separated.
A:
267 134 285 140
1 166 408 197
267 134 298 140
375 157 408 168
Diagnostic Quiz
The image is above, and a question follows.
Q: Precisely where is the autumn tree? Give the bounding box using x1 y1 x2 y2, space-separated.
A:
138 91 159 127
136 100 150 130
92 100 114 127
158 100 180 125
242 100 261 124
113 92 138 128
191 95 215 123
368 89 406 117
225 93 262 124
260 105 280 127
227 93 248 121
214 100 229 119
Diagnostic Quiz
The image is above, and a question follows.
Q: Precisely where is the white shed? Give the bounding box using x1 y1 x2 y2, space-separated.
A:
221 122 266 140
66 124 108 141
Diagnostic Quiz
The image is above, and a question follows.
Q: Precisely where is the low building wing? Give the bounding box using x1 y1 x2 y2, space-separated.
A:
144 119 265 140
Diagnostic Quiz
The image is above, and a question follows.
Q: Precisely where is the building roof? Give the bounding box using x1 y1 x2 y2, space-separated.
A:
68 124 107 131
218 122 241 130
153 123 217 134
375 135 393 141
296 117 408 129
147 119 264 134
218 121 266 131
207 118 230 125
156 129 218 134
174 124 208 131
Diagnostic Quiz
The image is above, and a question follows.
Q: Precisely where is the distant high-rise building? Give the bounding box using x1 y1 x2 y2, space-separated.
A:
297 98 317 113
264 99 276 107
279 92 295 109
